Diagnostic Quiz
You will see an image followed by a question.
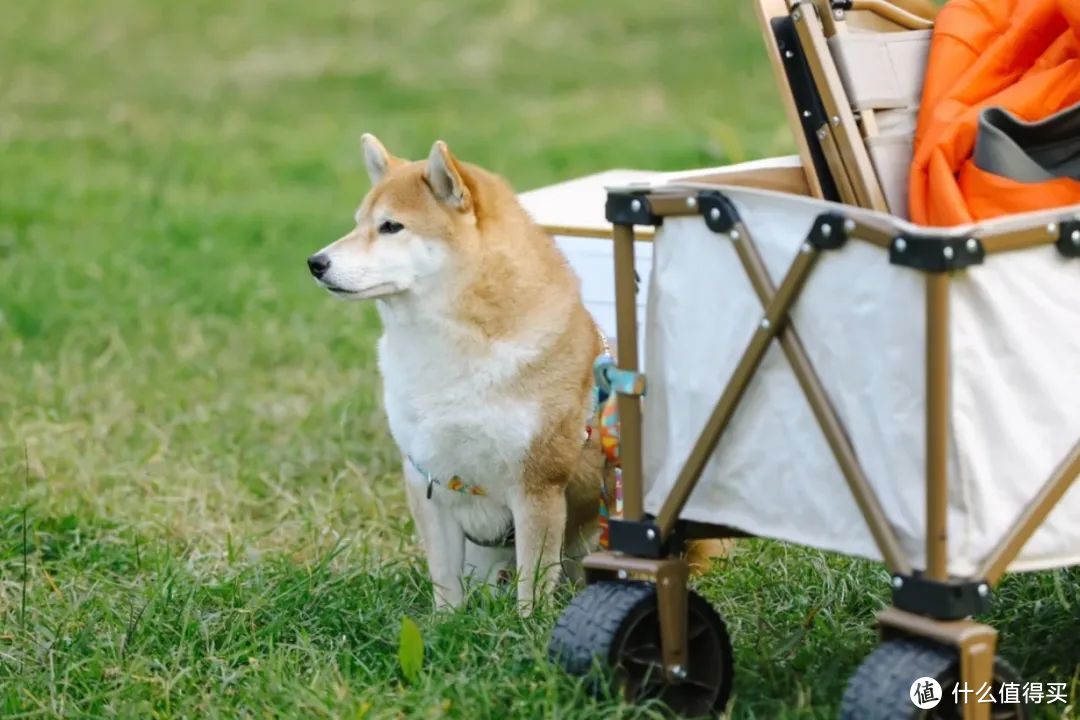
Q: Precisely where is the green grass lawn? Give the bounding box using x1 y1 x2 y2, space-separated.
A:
1 0 1077 717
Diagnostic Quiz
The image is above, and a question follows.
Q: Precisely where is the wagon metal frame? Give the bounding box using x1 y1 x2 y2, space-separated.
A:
547 0 1080 716
582 182 1079 720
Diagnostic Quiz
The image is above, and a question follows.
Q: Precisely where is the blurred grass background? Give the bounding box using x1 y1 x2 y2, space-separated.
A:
1 0 1076 717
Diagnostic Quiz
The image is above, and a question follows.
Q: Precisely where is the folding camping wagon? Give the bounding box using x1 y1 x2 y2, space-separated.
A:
525 1 1080 717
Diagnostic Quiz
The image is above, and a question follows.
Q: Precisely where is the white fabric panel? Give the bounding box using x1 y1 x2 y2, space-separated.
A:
554 235 652 360
519 162 801 358
950 246 1080 571
642 186 1080 576
518 169 660 237
517 159 802 238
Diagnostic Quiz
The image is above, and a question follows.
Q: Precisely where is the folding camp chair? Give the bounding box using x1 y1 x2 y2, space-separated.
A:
537 2 1080 718
758 0 935 214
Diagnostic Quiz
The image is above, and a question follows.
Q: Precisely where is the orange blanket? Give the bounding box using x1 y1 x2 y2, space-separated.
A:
909 0 1080 225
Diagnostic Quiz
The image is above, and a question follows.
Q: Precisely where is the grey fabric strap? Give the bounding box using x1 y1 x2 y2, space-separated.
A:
974 104 1080 183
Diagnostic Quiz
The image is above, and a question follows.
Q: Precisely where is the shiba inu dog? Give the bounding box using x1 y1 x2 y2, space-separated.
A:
308 135 607 613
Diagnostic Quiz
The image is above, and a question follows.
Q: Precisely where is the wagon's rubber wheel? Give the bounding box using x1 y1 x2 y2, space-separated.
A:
549 580 733 717
841 638 1028 719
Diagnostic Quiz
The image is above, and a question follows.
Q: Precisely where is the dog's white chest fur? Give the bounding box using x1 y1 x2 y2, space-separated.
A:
377 301 543 538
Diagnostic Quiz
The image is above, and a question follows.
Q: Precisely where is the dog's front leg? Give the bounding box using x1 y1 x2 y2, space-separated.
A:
510 482 566 616
403 464 466 610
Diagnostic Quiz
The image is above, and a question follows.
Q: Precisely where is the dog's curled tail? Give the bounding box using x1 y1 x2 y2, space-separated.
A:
684 538 735 575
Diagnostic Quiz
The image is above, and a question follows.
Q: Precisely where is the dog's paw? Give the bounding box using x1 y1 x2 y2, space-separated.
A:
432 586 464 612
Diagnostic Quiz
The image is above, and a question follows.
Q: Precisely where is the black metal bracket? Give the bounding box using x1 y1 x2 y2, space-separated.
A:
606 191 661 227
608 518 664 558
807 211 849 250
891 573 991 621
698 191 740 233
608 516 685 559
1057 220 1080 258
889 234 985 272
771 15 842 203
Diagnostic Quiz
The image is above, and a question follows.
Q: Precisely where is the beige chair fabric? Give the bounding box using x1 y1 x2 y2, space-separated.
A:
829 30 930 110
865 109 919 216
828 28 931 219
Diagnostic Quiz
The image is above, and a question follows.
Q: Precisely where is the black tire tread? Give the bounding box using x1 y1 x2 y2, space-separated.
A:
549 580 656 676
841 639 955 720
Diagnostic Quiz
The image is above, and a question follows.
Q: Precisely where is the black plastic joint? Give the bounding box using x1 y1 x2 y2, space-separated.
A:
889 234 985 272
807 212 849 250
1056 220 1080 258
697 191 740 233
606 191 661 226
608 519 665 558
891 574 991 621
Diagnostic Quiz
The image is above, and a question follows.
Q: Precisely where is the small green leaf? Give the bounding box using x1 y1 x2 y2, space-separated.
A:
398 616 424 684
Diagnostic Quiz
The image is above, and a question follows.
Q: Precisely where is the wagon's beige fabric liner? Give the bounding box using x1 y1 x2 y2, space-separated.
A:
637 183 1080 576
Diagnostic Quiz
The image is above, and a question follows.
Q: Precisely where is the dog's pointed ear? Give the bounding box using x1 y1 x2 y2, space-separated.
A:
424 140 471 211
361 133 398 184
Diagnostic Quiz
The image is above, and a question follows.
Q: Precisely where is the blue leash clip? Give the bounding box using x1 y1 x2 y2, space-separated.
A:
593 354 646 402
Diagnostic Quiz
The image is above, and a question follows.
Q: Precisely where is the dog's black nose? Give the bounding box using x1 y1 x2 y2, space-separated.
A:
307 254 331 278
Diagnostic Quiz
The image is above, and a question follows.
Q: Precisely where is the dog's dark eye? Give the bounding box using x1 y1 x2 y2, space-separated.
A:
378 220 404 235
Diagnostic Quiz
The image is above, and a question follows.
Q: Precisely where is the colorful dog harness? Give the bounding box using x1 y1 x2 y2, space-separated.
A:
408 455 514 547
591 351 645 549
408 456 487 499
